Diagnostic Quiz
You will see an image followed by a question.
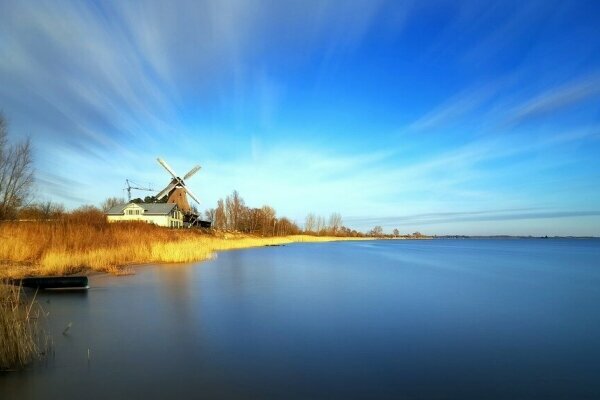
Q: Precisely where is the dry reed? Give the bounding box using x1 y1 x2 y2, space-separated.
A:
0 220 368 278
0 282 44 370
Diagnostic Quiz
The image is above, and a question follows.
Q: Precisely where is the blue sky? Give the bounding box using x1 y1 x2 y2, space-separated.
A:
1 0 599 235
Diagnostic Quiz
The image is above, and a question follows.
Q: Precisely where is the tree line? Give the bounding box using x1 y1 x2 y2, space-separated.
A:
203 190 301 236
303 212 363 237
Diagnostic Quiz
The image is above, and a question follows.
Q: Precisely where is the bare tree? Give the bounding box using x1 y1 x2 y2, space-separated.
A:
276 217 299 236
393 228 400 237
370 226 383 237
328 213 342 235
215 199 226 230
305 213 316 233
100 197 126 212
261 205 276 236
225 190 245 231
204 208 216 224
316 215 325 235
203 190 318 237
0 114 34 219
246 208 262 233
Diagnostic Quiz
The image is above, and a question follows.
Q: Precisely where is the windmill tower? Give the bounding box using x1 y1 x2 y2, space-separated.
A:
155 158 202 217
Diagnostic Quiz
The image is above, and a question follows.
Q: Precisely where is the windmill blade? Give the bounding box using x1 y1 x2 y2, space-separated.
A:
156 182 177 200
182 186 200 204
157 158 179 180
183 165 201 180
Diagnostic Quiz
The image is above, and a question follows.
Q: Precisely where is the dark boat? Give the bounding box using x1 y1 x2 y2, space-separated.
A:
11 276 89 290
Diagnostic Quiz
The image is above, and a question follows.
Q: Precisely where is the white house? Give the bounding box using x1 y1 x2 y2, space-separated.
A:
106 202 184 228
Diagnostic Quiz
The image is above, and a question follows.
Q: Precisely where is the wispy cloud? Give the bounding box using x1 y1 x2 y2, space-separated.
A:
506 75 600 125
407 85 498 132
189 125 598 230
35 174 88 204
0 1 598 235
346 209 600 228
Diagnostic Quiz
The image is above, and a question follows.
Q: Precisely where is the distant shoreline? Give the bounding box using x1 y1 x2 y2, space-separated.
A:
431 235 599 240
2 222 597 279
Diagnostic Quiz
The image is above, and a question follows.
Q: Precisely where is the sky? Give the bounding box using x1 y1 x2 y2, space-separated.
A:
0 0 599 236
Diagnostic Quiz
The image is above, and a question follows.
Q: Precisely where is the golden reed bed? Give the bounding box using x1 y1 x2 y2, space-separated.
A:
0 283 46 370
0 220 368 278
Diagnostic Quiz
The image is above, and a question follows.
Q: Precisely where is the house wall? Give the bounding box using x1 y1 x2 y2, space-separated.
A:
107 204 183 228
107 214 177 227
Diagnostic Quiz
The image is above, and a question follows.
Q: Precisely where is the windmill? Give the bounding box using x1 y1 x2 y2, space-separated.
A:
155 157 204 225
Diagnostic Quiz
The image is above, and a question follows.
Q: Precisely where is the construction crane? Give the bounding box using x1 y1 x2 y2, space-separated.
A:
124 179 155 202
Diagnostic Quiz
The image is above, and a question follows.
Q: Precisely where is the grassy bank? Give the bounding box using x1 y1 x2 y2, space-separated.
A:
0 220 368 278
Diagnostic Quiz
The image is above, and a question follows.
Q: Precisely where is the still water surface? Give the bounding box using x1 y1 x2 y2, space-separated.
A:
2 239 600 399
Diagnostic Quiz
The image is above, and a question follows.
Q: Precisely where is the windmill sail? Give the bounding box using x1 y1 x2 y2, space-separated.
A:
156 182 177 200
182 185 200 204
157 158 178 180
183 165 201 180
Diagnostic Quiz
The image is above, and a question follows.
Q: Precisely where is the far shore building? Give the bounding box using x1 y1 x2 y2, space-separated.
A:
106 202 184 228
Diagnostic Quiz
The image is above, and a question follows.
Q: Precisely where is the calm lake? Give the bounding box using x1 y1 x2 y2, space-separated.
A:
2 239 600 399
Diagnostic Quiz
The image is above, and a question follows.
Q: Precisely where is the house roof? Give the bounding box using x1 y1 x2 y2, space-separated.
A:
105 202 178 215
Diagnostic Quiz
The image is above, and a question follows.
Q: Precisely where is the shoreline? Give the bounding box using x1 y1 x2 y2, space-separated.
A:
0 233 374 279
3 229 588 280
